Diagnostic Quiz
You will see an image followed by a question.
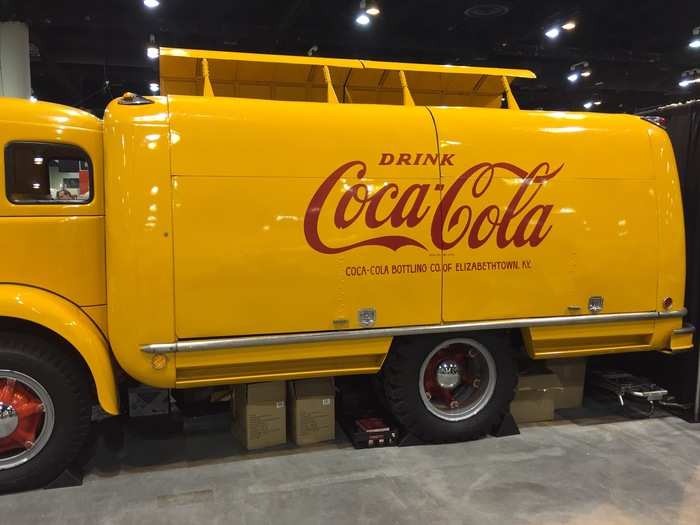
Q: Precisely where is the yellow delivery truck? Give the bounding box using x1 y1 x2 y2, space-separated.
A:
0 47 693 491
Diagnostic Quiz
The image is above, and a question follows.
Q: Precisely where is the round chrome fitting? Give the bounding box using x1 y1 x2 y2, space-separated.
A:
436 360 461 389
0 403 19 439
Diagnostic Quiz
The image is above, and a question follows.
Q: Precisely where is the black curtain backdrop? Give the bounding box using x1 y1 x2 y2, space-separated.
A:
637 102 700 419
667 103 700 418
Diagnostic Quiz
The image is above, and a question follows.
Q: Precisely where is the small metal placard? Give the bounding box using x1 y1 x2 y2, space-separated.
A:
358 308 376 328
588 296 604 313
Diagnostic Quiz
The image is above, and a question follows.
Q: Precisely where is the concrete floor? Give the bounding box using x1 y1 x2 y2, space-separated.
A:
1 414 699 524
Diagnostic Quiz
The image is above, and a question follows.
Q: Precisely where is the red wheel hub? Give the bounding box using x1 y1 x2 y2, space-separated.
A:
0 378 45 454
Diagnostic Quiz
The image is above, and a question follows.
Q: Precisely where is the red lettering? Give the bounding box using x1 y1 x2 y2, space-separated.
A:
304 160 562 254
431 163 492 250
390 184 431 227
423 153 439 166
496 162 562 247
468 205 500 248
304 161 427 254
334 183 368 228
397 153 412 165
365 183 400 228
440 154 455 166
379 153 394 165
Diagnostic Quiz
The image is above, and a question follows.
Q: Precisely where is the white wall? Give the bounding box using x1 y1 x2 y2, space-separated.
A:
0 22 31 99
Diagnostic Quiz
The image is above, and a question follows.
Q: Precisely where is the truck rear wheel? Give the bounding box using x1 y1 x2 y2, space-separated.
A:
381 333 517 443
0 333 91 493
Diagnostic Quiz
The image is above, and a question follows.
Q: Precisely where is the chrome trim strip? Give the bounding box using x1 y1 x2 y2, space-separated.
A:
671 323 695 336
141 308 687 354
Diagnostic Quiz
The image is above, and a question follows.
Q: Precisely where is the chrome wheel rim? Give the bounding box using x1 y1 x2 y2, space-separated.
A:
419 338 497 422
0 370 55 470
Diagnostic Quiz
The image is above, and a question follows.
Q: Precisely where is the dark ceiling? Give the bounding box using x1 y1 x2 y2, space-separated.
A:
2 0 699 115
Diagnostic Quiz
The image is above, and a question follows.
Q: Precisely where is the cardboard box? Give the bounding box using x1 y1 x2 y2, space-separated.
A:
288 378 335 445
546 358 587 409
232 381 287 450
510 371 563 423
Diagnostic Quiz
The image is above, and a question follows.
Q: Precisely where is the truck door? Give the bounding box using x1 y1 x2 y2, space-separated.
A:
429 106 658 322
169 96 442 338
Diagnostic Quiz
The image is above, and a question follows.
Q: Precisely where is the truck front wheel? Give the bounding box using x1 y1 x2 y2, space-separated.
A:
0 333 92 493
381 334 517 443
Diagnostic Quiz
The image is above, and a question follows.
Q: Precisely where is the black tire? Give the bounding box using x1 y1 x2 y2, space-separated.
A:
381 332 517 443
0 333 92 493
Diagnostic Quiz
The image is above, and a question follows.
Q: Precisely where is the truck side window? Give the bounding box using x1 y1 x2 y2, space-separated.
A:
4 141 93 204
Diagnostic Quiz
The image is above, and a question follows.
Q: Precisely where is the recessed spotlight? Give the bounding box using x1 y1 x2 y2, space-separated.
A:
147 46 159 59
690 27 700 48
545 27 560 39
562 21 576 31
464 4 510 18
583 98 602 110
356 13 370 26
366 6 380 16
679 69 700 87
149 82 160 93
143 0 160 7
568 61 591 82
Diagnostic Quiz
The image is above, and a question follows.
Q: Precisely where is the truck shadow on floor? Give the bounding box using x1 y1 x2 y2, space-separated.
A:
82 412 353 480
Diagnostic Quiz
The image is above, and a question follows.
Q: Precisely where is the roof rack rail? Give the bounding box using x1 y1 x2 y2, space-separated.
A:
159 47 535 109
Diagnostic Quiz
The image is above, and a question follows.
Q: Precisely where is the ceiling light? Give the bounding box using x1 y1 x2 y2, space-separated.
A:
568 61 591 83
149 82 159 93
143 0 160 7
583 96 602 110
147 46 159 59
545 27 560 39
562 21 576 31
356 13 371 25
679 69 700 87
366 7 380 16
690 27 700 48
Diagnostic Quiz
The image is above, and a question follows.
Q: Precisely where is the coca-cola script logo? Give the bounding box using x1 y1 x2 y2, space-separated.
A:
304 160 563 254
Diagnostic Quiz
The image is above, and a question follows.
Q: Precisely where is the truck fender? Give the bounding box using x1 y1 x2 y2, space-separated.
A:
0 284 119 415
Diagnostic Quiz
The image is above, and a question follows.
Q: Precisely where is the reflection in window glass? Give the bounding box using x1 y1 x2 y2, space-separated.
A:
4 142 93 204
